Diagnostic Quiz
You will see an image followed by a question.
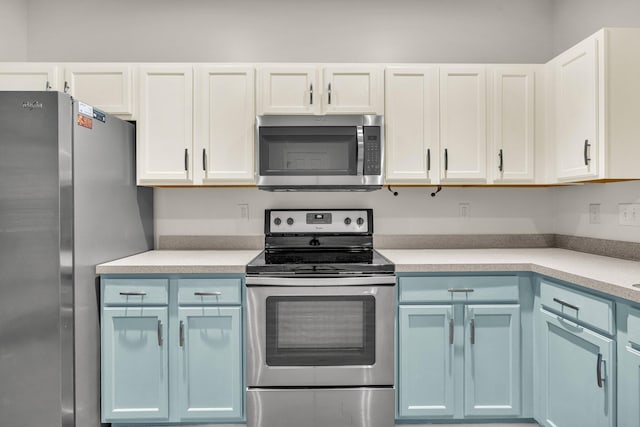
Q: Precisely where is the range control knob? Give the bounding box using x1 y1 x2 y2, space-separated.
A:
273 217 282 226
286 217 294 226
344 217 352 225
356 217 365 226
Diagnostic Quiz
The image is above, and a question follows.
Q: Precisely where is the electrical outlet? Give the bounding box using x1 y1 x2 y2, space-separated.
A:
459 202 470 219
238 203 249 220
589 204 601 224
619 203 640 226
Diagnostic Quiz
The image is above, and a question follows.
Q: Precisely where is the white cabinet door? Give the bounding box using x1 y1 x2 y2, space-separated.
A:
137 65 194 185
257 65 318 115
491 67 535 183
196 65 255 184
555 36 598 181
0 63 59 91
63 63 135 117
385 67 439 184
322 66 384 115
440 67 487 182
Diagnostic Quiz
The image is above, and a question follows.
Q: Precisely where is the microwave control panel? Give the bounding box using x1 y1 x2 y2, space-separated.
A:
363 127 381 175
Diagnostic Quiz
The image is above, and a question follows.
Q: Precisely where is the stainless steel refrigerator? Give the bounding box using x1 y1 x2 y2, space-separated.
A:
0 91 154 427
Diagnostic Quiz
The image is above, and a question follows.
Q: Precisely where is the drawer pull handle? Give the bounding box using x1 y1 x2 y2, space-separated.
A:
194 291 222 296
470 318 476 345
119 291 147 296
553 297 579 312
157 320 163 347
179 320 185 347
449 318 454 345
448 288 475 293
596 353 604 388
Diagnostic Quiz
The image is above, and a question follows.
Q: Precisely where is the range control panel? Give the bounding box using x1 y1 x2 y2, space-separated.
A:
267 209 371 234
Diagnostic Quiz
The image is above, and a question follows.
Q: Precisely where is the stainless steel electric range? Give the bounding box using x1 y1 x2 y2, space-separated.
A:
245 209 395 427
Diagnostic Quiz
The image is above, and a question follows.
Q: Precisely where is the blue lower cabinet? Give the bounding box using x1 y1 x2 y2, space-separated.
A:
537 308 614 427
617 303 640 427
101 306 170 422
464 305 521 417
177 306 243 421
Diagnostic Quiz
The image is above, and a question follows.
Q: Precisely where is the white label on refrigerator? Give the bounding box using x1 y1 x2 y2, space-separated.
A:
78 102 94 118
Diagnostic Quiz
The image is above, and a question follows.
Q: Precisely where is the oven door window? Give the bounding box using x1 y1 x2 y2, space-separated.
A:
265 296 375 366
258 126 357 176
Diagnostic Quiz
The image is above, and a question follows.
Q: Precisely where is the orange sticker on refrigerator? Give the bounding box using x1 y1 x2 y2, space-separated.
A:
77 114 93 129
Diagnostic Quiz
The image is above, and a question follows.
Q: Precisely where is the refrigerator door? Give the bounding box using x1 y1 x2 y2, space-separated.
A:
72 100 153 427
0 91 73 427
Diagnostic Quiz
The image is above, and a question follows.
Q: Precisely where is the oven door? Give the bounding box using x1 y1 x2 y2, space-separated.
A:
246 277 395 387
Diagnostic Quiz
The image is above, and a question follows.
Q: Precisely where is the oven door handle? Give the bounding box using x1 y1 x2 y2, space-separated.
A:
356 125 364 176
246 275 396 286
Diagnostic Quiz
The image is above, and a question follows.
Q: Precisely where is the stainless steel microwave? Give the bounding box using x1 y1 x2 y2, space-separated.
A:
255 115 384 191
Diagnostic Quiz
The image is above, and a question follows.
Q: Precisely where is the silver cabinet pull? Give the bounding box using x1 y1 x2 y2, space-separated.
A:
184 148 189 171
119 291 147 296
179 320 185 347
444 148 449 171
427 149 431 172
157 320 163 347
596 353 604 388
470 319 476 344
448 288 475 293
194 291 222 296
309 83 314 105
584 139 591 165
64 81 70 93
498 149 504 172
328 83 332 105
553 297 579 312
202 148 207 171
449 318 454 345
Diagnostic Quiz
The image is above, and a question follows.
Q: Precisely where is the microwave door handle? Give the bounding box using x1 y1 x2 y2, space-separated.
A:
356 125 364 176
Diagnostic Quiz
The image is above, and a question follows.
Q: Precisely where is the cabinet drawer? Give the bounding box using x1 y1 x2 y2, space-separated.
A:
178 278 242 305
626 306 640 345
539 280 614 334
103 278 169 306
398 275 519 303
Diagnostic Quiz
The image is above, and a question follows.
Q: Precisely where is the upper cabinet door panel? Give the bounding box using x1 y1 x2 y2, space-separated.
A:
137 65 194 184
440 67 487 182
492 67 535 183
555 37 598 181
0 63 59 91
196 65 255 184
64 64 134 117
322 66 384 115
385 67 439 184
257 66 318 115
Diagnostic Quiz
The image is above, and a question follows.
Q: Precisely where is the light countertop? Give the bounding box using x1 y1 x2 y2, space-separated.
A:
97 248 640 304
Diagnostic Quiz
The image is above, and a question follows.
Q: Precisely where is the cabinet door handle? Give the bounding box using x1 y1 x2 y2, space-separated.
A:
328 83 332 105
448 288 475 293
444 148 449 171
553 297 580 312
119 291 147 296
157 320 163 347
194 291 222 296
310 83 313 105
584 140 591 165
498 149 504 172
596 353 604 388
427 149 431 172
64 81 70 93
470 319 476 345
184 148 189 171
449 318 454 345
45 81 52 91
202 148 207 171
179 320 185 347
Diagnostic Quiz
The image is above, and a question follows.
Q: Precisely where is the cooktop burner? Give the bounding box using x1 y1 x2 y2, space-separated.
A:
246 209 394 276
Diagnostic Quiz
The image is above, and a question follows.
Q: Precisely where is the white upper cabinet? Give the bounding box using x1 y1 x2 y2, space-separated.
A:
257 64 383 115
137 65 194 185
63 64 135 118
195 65 255 184
384 66 439 184
439 66 487 182
550 28 640 182
490 66 536 183
0 63 59 91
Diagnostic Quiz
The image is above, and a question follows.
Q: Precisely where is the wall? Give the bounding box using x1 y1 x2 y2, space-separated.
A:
25 0 553 63
0 0 28 60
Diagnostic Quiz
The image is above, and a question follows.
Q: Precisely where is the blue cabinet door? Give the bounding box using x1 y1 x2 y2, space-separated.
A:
538 308 614 427
177 306 243 421
617 303 640 427
398 305 455 418
101 306 169 422
464 304 521 417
